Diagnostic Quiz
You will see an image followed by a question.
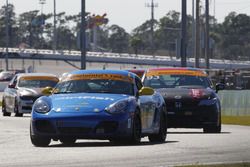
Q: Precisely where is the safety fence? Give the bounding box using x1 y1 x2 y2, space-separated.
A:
219 90 250 116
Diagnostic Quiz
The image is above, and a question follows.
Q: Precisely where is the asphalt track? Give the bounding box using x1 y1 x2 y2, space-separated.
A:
0 114 249 167
0 60 250 166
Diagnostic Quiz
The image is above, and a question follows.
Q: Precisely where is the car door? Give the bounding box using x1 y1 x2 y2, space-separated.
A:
4 75 18 112
135 77 156 132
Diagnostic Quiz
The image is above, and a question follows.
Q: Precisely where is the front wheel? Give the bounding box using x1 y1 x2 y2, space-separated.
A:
203 124 221 133
128 113 141 145
203 113 221 133
30 125 51 147
148 112 167 143
14 100 23 117
60 138 76 145
30 135 51 147
2 99 11 116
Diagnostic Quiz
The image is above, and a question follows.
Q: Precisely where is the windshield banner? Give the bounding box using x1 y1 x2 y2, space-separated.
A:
146 70 207 77
62 74 133 83
20 76 59 82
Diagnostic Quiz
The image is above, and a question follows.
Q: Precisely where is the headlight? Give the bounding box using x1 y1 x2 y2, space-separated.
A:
33 99 51 113
199 98 217 106
105 100 128 114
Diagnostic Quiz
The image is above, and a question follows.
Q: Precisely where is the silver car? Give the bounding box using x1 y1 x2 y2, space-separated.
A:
2 73 59 117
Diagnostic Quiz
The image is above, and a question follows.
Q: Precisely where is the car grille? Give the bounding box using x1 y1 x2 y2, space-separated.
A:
22 106 32 110
35 120 56 134
57 121 118 135
95 121 118 133
165 99 200 111
58 127 92 134
20 96 39 102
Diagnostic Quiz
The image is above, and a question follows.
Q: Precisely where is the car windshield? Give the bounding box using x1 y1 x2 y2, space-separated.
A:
54 79 134 95
18 79 58 88
144 74 210 89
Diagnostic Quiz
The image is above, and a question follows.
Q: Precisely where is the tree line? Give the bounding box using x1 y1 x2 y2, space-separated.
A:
1 4 250 61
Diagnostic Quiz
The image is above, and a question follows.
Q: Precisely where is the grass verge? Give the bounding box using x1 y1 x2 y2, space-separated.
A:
176 162 250 167
222 116 250 126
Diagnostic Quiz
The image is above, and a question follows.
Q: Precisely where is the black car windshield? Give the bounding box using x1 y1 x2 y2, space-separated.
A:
144 74 210 89
54 79 134 95
18 79 58 88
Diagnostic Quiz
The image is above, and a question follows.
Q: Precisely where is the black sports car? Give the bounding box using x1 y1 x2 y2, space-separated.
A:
142 67 225 133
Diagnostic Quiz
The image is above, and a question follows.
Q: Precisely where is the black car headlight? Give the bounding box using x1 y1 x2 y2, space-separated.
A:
199 98 217 106
105 100 128 114
33 99 51 113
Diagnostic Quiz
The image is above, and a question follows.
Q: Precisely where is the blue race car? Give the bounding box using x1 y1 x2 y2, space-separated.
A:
30 70 167 147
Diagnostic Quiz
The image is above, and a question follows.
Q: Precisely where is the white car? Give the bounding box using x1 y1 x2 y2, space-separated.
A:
2 73 59 117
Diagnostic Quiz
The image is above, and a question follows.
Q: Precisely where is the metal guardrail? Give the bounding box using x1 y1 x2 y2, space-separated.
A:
1 47 250 69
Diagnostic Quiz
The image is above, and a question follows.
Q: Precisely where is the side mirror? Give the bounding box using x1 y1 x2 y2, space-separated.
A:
139 87 154 96
42 86 53 96
215 83 225 93
8 83 16 89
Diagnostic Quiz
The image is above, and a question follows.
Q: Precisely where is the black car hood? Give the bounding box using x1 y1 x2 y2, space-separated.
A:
156 86 214 100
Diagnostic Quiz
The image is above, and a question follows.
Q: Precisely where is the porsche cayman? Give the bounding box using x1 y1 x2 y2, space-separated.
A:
30 70 167 147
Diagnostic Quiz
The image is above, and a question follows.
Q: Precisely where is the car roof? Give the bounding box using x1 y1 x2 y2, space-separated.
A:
69 69 137 78
147 67 203 71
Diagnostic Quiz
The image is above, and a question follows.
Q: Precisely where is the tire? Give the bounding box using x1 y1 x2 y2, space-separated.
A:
109 112 141 145
30 126 51 147
109 138 127 145
2 99 11 116
60 138 76 145
14 99 23 117
203 124 221 133
128 113 141 145
148 112 167 143
203 113 221 133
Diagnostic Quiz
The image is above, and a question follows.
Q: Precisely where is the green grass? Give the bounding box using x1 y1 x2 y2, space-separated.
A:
176 162 250 167
222 116 250 126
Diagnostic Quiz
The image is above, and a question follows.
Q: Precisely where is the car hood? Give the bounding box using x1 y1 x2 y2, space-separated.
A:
49 93 130 113
156 87 214 100
18 87 44 97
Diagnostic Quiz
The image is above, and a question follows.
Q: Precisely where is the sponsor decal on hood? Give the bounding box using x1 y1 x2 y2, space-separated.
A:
50 93 132 113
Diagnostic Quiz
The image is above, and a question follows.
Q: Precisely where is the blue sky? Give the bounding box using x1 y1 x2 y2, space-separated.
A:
1 0 250 32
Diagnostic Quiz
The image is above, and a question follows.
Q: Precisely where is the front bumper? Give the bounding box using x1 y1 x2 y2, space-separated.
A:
30 112 134 140
18 100 34 113
167 104 220 128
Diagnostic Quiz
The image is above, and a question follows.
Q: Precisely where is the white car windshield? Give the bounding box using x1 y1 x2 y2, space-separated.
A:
18 79 58 88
